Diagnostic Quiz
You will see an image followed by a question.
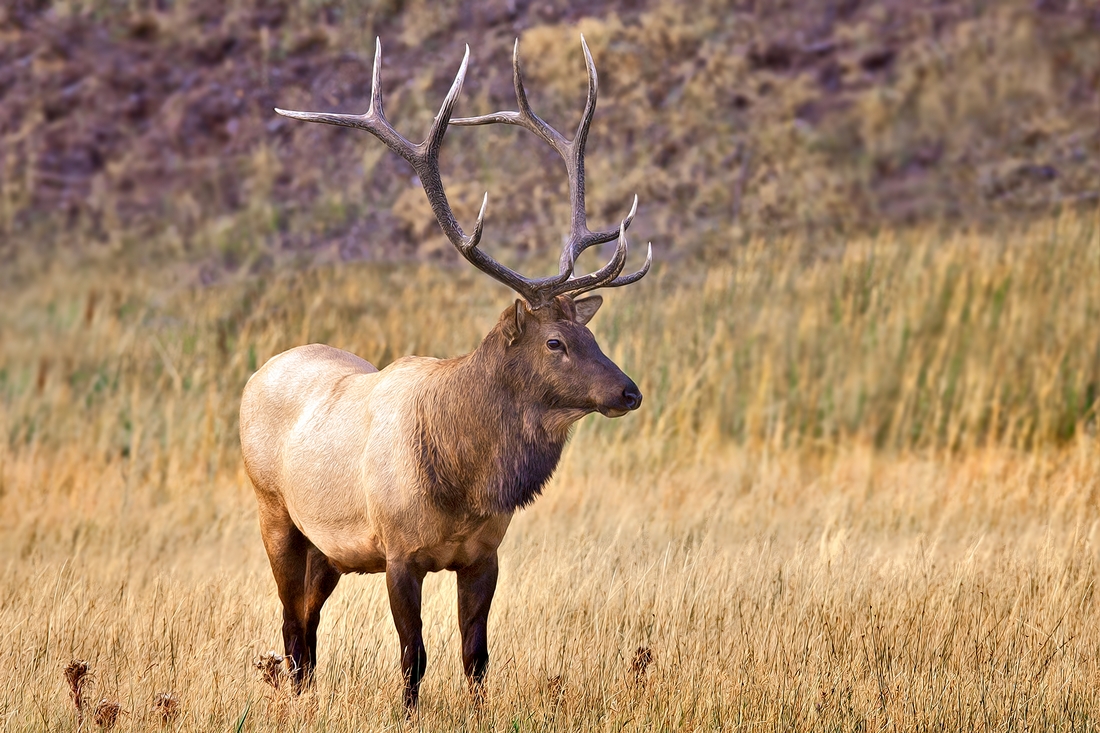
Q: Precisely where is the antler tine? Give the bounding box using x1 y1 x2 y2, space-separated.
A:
568 35 599 234
556 229 628 298
423 44 469 160
568 242 653 298
276 38 419 167
548 201 641 299
368 37 383 117
453 194 544 302
451 40 566 151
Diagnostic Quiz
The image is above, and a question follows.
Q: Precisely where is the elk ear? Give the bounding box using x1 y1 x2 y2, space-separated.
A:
551 294 576 322
572 295 603 326
502 299 528 346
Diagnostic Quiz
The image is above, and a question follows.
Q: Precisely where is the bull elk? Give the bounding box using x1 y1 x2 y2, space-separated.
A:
240 37 651 710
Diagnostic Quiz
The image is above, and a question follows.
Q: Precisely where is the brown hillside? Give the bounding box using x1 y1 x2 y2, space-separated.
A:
1 0 1097 283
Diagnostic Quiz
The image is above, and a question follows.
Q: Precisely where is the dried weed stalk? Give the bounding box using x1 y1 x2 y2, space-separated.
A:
546 675 566 706
153 692 180 724
253 651 287 690
93 697 122 729
64 659 91 726
631 646 654 688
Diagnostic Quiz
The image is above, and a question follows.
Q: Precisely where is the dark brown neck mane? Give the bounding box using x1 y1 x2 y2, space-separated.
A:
413 327 582 516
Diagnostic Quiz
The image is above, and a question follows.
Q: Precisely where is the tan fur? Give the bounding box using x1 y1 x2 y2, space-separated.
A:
241 344 512 575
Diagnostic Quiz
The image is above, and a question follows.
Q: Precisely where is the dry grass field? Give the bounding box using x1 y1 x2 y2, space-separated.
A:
2 213 1099 730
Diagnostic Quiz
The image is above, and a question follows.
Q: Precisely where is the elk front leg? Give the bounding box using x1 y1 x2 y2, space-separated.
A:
456 553 498 697
386 561 428 711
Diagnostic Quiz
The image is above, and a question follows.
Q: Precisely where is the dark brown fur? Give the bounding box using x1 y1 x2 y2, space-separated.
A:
415 297 627 516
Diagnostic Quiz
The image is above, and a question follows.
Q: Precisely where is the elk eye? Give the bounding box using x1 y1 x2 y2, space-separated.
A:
546 339 564 351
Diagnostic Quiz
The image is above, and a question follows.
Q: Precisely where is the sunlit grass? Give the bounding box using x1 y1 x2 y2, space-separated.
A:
2 214 1099 730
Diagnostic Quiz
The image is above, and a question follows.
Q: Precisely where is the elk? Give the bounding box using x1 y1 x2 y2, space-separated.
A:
239 37 651 710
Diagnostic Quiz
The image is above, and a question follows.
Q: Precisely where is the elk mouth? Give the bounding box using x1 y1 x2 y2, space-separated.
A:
598 406 630 418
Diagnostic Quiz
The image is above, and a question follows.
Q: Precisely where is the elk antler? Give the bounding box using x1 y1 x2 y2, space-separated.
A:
451 36 651 303
275 37 651 309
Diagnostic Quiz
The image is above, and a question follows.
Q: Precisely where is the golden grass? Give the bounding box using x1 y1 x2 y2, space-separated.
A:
2 214 1100 730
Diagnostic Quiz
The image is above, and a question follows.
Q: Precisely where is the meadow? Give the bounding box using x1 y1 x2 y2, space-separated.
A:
2 212 1099 730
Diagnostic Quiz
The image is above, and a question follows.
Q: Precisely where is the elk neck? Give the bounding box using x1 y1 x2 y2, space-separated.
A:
413 328 580 517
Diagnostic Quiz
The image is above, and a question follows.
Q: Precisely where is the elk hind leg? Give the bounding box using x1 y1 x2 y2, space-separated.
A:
302 545 341 677
259 506 340 689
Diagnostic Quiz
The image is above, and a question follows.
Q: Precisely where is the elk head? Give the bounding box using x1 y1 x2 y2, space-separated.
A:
276 36 651 418
495 293 642 419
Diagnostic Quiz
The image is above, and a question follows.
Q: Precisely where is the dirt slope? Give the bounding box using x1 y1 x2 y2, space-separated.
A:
1 0 1097 282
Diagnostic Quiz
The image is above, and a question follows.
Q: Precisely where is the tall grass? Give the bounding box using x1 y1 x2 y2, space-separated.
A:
3 212 1097 464
1 214 1099 730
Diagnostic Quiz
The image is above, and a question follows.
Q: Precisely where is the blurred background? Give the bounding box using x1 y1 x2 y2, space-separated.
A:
2 0 1098 283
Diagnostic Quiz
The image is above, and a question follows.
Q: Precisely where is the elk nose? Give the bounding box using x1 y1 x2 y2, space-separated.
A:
622 384 642 410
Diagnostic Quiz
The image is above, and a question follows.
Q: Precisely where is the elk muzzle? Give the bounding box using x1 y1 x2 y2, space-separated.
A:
598 378 643 418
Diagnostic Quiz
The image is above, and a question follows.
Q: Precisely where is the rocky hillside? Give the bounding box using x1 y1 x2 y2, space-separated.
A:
2 0 1098 283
